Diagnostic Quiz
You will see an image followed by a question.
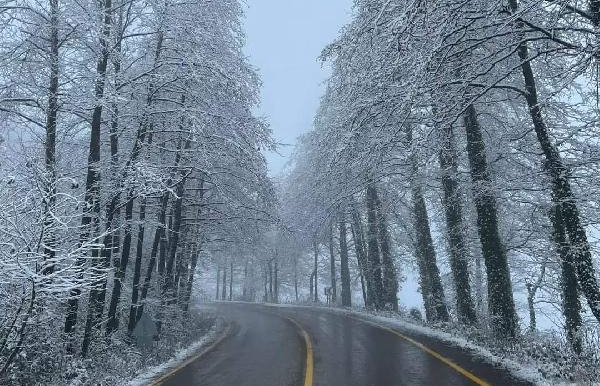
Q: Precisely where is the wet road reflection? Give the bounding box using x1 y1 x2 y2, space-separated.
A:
159 303 533 386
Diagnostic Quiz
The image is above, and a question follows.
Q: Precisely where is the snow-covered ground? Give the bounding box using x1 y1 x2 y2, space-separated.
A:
128 317 229 386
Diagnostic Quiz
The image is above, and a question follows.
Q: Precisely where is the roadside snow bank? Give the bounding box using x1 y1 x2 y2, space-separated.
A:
128 316 229 386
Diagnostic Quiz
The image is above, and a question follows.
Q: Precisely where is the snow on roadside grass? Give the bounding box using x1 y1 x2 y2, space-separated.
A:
267 303 596 386
128 317 229 386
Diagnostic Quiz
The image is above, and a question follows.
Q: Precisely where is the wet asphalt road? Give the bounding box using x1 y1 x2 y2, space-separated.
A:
160 303 533 386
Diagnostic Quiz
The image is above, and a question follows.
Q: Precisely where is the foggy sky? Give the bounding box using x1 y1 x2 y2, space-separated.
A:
243 0 353 176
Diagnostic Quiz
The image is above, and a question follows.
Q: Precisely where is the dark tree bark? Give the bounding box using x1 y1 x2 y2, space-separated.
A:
294 255 299 301
127 198 147 334
229 261 233 301
366 184 385 310
507 1 600 324
351 206 370 307
274 259 279 304
313 240 319 302
439 125 477 324
136 191 170 323
81 7 129 352
216 266 221 300
309 271 314 301
182 243 200 312
64 0 112 344
550 206 582 353
463 104 517 337
42 0 59 277
374 190 398 311
339 219 352 307
329 222 337 303
243 260 248 299
411 183 449 322
350 224 368 307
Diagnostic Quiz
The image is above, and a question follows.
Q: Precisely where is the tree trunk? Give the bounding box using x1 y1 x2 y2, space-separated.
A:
42 0 59 276
243 260 248 300
329 223 337 303
156 170 187 335
412 184 449 322
351 207 370 307
508 0 600 324
439 124 477 324
309 271 314 301
268 260 273 302
463 103 517 337
313 240 319 302
366 184 385 310
550 205 582 353
64 0 112 344
374 190 398 311
135 191 170 323
216 266 221 300
105 192 135 335
294 255 299 301
182 243 200 312
127 198 147 334
274 259 278 304
339 219 351 307
222 263 227 301
526 284 536 333
229 261 233 301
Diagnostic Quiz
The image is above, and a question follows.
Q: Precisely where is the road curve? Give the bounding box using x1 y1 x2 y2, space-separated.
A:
158 303 533 386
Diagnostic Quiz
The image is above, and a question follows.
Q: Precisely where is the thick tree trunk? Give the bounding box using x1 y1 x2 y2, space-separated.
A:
463 104 518 337
126 198 147 334
405 125 448 322
136 191 170 323
374 190 398 311
351 224 368 307
526 284 536 333
351 207 370 307
550 206 582 353
411 184 449 322
105 192 135 335
439 124 477 324
366 185 384 310
309 271 314 301
313 239 319 302
64 0 112 344
182 244 200 312
42 0 59 276
329 223 337 303
507 1 600 323
339 219 351 307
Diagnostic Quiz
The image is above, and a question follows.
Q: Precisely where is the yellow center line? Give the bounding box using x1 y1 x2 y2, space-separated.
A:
150 322 233 386
283 315 314 386
347 315 491 386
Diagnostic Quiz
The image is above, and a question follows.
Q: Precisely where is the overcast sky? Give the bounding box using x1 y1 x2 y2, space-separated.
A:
243 0 353 176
